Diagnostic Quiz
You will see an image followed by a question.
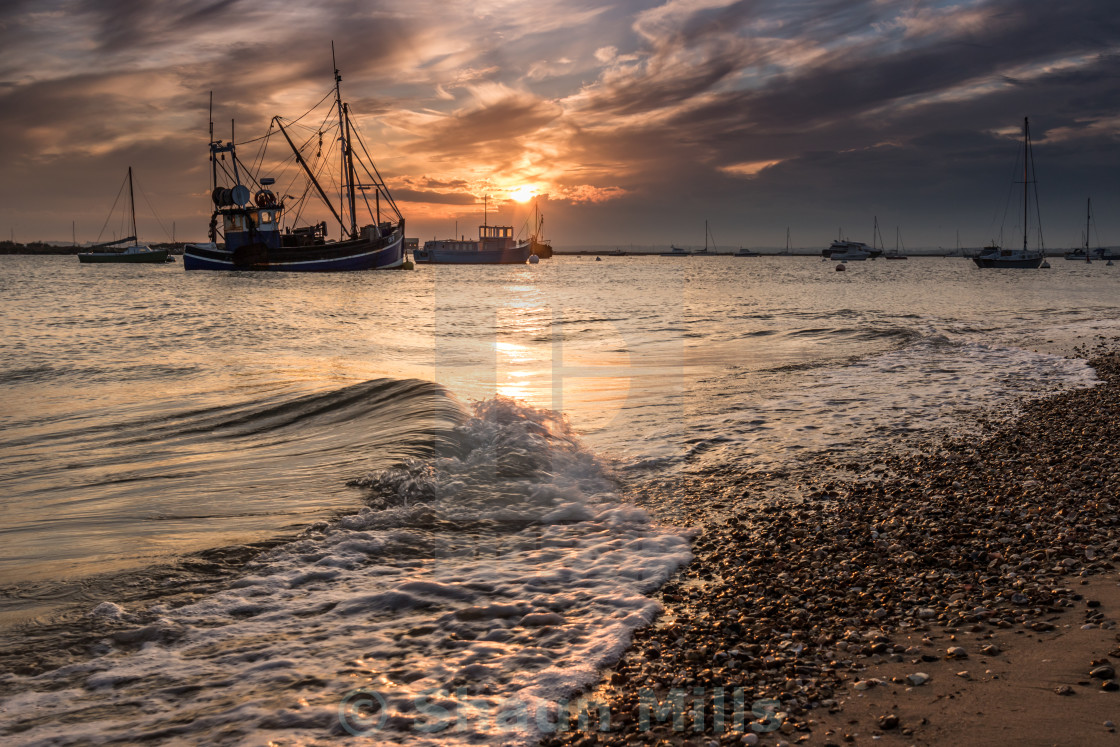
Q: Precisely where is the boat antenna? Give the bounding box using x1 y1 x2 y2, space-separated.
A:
229 119 241 185
209 92 216 194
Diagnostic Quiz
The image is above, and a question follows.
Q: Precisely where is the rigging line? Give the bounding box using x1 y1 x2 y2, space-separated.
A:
288 180 317 227
249 120 275 180
282 88 337 128
133 174 175 242
992 135 1021 246
1027 124 1045 249
230 91 335 147
94 172 130 243
350 127 401 218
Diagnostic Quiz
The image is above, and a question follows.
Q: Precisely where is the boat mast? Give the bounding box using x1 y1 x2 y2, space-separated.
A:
1022 117 1029 251
209 93 216 193
344 104 358 238
1086 197 1092 254
333 44 357 240
127 166 137 242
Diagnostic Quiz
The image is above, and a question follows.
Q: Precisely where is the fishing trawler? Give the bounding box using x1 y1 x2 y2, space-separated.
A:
184 50 405 271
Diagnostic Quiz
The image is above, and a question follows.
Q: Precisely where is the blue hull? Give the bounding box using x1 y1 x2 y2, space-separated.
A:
184 234 404 272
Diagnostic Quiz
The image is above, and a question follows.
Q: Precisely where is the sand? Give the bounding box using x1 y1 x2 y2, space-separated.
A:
541 344 1120 747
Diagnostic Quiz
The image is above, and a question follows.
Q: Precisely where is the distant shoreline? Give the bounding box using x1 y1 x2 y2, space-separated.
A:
0 242 188 256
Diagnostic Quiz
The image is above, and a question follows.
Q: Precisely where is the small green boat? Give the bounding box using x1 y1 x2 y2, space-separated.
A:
78 240 170 263
78 167 172 264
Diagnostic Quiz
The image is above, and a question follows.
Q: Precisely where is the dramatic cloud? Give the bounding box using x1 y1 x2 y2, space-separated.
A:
1 0 1119 248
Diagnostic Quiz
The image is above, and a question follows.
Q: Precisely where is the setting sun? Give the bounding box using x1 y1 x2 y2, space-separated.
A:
509 185 535 203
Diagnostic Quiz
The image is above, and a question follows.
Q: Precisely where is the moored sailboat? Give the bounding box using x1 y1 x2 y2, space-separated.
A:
973 117 1046 269
184 50 405 272
78 167 170 264
884 227 908 259
1064 198 1113 261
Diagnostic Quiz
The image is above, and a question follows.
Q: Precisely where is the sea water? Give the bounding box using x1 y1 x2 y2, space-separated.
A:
0 254 1113 744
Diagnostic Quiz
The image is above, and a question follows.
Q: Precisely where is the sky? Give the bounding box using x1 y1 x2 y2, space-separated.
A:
1 0 1119 250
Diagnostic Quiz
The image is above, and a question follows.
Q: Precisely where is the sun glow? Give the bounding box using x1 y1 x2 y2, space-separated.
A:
509 186 536 203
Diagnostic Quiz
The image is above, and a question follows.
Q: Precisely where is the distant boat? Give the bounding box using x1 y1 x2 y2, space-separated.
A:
825 219 884 260
78 167 170 264
885 227 909 259
829 243 870 261
415 225 531 264
184 50 406 272
692 220 717 255
414 196 531 264
659 245 691 257
529 199 553 259
973 117 1046 269
734 223 762 256
1064 198 1113 261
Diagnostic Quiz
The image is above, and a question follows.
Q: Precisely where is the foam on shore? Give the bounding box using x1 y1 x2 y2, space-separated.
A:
0 399 693 746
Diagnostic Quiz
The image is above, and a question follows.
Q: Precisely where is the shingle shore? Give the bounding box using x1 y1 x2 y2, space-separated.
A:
543 347 1120 746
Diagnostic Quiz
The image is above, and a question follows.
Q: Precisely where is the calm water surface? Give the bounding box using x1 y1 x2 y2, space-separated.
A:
0 254 1116 744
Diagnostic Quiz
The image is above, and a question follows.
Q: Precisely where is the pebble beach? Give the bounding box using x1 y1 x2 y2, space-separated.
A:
543 343 1120 747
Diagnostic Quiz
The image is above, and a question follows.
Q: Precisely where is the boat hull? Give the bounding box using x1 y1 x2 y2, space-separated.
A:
972 255 1045 269
414 243 531 264
78 250 169 263
183 232 404 272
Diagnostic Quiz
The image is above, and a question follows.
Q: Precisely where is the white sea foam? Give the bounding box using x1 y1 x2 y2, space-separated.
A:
626 337 1098 475
0 399 693 746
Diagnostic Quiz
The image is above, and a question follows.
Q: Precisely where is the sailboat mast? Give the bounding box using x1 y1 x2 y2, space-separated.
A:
127 166 137 241
1086 197 1091 252
1023 117 1030 252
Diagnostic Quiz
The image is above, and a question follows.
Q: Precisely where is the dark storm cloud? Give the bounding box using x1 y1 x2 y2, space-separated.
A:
546 0 1120 245
392 188 477 205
